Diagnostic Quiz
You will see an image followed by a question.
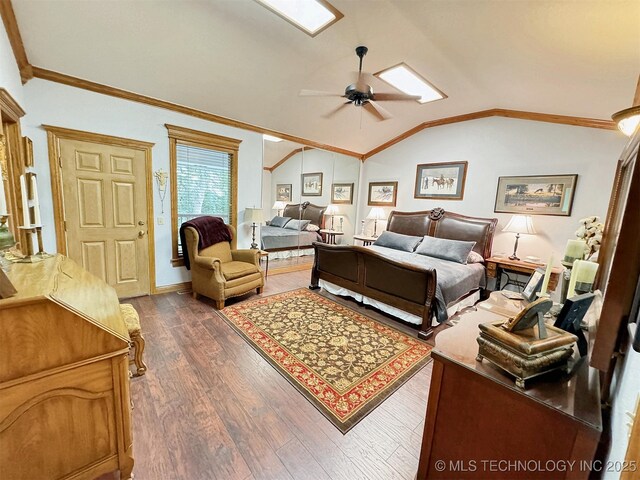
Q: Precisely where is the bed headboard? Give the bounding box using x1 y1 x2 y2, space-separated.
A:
387 208 498 259
282 202 327 228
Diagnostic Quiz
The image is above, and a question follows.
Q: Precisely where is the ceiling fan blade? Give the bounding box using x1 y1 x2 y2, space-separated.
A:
323 101 352 119
366 100 393 120
299 89 343 97
373 92 421 101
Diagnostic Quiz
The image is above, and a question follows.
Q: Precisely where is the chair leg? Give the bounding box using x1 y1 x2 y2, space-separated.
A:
130 331 147 376
257 286 263 294
215 300 225 309
192 291 198 299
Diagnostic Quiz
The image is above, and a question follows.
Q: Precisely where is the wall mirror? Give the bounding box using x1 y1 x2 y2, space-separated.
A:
262 138 360 273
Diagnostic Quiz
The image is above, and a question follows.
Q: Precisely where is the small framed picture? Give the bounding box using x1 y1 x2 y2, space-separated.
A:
522 268 546 302
331 183 353 204
368 181 398 206
301 172 323 196
494 174 578 216
414 161 468 200
276 184 292 202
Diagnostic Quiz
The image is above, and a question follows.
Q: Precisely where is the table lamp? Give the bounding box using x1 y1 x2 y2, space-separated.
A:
244 208 264 249
272 201 286 217
502 215 536 261
367 207 386 237
325 204 339 230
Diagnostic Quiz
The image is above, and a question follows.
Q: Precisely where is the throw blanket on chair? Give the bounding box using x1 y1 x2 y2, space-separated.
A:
179 216 233 270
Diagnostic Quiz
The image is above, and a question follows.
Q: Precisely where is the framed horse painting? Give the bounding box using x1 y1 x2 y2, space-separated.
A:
414 161 468 200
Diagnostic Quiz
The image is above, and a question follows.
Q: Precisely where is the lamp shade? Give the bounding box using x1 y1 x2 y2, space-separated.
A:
244 208 264 223
325 204 339 216
612 105 640 137
272 201 286 210
502 215 536 235
366 207 386 221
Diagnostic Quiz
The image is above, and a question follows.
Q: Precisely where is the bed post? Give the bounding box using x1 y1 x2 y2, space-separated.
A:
309 244 320 290
418 304 434 340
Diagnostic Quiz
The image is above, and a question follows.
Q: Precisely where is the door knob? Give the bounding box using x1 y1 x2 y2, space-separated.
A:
138 220 145 226
138 230 146 238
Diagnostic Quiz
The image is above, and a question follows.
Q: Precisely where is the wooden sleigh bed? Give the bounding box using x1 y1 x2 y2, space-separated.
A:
310 208 497 339
261 202 327 253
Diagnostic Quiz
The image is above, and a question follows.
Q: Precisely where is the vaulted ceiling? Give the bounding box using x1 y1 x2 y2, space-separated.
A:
12 0 640 153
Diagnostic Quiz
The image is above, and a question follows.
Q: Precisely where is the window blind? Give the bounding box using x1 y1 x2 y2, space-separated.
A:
176 143 232 253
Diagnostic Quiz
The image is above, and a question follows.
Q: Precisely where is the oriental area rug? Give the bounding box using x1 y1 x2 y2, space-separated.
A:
220 288 432 433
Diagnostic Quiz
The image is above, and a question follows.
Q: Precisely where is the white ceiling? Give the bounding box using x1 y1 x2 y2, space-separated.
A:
13 0 640 154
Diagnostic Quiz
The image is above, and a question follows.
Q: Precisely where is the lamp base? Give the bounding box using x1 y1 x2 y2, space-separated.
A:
508 255 520 261
250 223 258 249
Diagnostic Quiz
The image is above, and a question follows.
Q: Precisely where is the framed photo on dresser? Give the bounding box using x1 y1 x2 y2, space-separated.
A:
414 161 468 200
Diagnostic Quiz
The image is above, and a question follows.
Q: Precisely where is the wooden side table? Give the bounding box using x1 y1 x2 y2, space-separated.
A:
319 229 344 245
485 256 562 292
353 234 377 246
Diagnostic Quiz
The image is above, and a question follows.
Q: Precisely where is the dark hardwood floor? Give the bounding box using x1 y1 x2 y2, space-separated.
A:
126 271 432 480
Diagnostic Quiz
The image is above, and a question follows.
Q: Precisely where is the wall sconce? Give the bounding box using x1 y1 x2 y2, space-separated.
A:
154 169 169 214
612 105 640 137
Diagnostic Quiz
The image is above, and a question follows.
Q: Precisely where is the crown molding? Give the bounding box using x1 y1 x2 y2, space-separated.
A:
0 0 32 83
0 87 25 120
362 108 617 160
263 147 317 172
31 66 364 159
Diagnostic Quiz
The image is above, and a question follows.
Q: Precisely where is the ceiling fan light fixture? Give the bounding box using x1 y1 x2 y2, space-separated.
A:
255 0 343 37
611 105 640 137
375 63 446 104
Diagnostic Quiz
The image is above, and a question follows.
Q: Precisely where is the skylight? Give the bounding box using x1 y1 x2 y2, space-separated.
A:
263 134 283 142
255 0 343 37
375 63 446 104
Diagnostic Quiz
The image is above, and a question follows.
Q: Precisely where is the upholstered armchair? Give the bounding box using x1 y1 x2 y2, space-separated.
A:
183 225 264 309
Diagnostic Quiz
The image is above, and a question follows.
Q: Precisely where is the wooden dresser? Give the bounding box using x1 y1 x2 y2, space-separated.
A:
0 255 134 480
417 293 602 479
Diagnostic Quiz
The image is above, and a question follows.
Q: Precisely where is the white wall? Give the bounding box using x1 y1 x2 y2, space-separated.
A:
0 22 24 107
360 117 626 268
21 78 264 289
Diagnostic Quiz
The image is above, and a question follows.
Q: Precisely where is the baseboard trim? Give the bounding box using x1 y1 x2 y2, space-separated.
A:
153 281 192 295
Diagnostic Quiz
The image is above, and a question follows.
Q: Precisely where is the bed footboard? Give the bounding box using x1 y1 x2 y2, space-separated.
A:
310 243 437 339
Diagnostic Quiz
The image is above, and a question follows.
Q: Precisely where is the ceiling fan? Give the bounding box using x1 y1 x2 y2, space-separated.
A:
299 46 420 121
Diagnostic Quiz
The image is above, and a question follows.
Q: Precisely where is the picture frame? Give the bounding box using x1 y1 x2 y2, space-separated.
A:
301 172 322 196
331 183 354 204
494 174 578 216
368 181 398 206
414 161 468 200
276 184 292 202
522 267 546 302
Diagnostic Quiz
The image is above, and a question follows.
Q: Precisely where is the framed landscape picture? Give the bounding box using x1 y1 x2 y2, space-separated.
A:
331 183 354 204
414 161 467 200
276 184 292 202
301 172 323 196
494 174 578 216
368 181 398 206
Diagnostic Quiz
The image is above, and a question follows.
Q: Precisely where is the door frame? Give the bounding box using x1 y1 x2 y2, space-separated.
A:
44 125 157 294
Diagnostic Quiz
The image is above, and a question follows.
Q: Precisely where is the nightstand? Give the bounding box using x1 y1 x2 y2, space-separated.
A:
319 229 344 245
485 256 562 292
353 234 377 246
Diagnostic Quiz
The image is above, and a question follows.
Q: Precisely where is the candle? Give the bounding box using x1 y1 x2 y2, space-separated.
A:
566 260 579 298
564 239 586 263
0 173 7 215
19 175 30 227
30 175 42 226
575 260 599 293
539 254 555 295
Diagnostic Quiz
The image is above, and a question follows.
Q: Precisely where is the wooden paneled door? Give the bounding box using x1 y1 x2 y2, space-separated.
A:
46 127 155 297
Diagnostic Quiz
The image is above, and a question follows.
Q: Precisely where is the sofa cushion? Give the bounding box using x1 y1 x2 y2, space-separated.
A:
415 236 476 264
373 231 422 252
221 261 260 281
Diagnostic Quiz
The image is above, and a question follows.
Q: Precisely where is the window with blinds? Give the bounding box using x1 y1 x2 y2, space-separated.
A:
167 124 240 264
176 144 232 253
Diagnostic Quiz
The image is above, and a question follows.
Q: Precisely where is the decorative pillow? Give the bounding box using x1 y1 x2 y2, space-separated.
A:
415 236 477 264
270 216 291 228
467 250 485 264
305 223 320 232
373 231 423 253
285 219 311 231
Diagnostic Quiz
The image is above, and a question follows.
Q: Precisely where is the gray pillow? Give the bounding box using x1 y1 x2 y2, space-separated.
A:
373 231 423 253
270 216 291 228
285 219 311 231
415 236 476 264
